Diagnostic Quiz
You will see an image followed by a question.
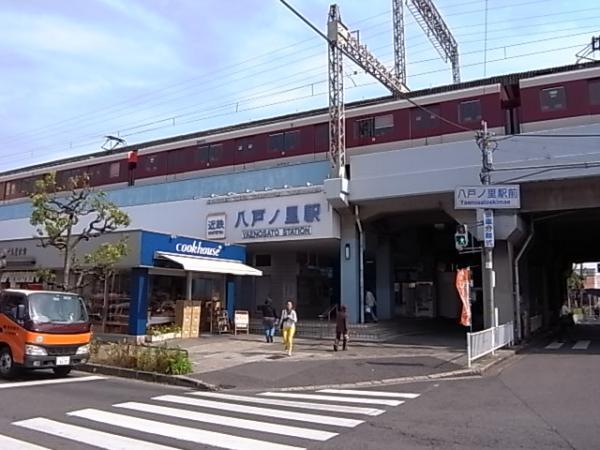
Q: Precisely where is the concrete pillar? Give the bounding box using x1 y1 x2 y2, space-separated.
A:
376 235 393 320
488 240 515 326
340 213 361 323
128 268 149 336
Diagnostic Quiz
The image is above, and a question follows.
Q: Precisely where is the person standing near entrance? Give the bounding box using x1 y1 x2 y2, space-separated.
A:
280 300 298 356
260 298 278 343
334 304 348 351
365 289 378 323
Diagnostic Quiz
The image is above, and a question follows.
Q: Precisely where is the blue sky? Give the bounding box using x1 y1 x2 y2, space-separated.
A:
0 0 598 171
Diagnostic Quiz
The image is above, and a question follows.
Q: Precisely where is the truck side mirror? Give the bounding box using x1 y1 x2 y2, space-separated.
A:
16 304 26 320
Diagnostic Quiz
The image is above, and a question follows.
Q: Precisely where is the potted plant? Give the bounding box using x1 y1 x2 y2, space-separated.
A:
145 324 182 343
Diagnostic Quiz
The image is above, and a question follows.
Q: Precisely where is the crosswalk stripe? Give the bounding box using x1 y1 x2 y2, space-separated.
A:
317 389 420 399
190 392 383 417
572 340 591 350
259 392 403 406
115 402 337 441
0 434 50 450
67 409 304 450
155 395 364 428
545 341 564 349
0 376 106 390
13 417 182 450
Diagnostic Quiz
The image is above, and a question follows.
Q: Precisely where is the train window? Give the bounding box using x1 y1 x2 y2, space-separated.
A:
196 144 221 164
109 162 120 179
459 100 482 123
236 138 254 152
209 143 222 162
315 123 329 149
5 181 17 197
412 106 440 129
374 114 394 136
589 79 600 106
268 133 284 153
284 130 300 151
140 154 163 174
355 118 375 138
540 86 566 111
167 150 186 170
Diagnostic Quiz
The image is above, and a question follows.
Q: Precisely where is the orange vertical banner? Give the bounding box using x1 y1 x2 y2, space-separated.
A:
456 268 471 327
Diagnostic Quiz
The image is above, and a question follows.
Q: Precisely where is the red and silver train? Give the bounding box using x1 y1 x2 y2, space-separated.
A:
1 61 599 202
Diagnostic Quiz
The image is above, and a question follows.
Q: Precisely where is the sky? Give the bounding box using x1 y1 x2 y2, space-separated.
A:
0 0 598 172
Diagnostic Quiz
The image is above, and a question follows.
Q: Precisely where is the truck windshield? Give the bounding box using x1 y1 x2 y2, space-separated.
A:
28 293 89 324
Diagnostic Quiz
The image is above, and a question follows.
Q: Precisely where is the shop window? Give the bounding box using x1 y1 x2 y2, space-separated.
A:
109 162 120 179
255 254 271 267
589 79 600 106
236 137 255 152
412 106 440 129
459 100 482 123
540 86 566 111
374 114 394 136
196 144 222 164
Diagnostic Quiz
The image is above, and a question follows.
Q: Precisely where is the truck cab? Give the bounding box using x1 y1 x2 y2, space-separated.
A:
0 289 91 378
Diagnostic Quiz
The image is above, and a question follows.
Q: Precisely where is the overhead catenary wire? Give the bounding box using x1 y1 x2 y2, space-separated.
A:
7 0 594 150
0 41 592 170
5 3 599 154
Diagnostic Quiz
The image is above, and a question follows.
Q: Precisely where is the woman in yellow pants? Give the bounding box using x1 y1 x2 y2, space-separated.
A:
280 301 298 356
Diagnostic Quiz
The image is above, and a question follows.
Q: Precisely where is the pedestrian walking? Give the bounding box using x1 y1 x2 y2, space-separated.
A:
334 304 348 352
280 300 298 356
260 298 278 343
558 301 573 342
365 289 378 323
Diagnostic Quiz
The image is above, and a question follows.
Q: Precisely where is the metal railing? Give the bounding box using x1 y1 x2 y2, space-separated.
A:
530 314 543 333
467 321 514 368
317 304 338 322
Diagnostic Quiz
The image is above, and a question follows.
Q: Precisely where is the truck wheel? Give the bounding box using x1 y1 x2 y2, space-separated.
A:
0 347 19 379
53 366 72 377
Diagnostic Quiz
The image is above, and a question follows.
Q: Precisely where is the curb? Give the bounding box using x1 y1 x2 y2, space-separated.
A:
78 363 218 391
273 351 515 392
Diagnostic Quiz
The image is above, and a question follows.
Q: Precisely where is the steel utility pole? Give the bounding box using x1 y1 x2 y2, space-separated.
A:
406 0 460 83
392 0 407 85
478 120 495 328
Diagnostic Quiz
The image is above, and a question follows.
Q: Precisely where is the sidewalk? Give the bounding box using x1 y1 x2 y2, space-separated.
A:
168 326 470 390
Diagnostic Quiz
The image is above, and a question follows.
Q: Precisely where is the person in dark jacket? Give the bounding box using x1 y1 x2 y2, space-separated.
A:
334 304 349 351
261 298 278 343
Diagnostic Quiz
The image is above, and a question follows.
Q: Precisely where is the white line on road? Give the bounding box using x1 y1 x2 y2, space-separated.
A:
317 389 420 399
67 408 305 450
0 375 106 390
545 341 564 350
0 434 50 450
259 392 404 407
572 340 591 350
115 402 337 441
13 417 182 450
190 392 382 417
155 395 364 427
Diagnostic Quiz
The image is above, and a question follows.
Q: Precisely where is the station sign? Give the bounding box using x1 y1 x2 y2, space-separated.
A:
454 185 520 209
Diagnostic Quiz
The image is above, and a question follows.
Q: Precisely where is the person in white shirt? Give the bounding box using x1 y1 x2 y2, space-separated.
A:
280 301 298 356
558 301 572 342
365 290 378 323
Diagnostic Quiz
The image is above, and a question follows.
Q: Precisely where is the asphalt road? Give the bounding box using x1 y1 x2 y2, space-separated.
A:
0 324 597 449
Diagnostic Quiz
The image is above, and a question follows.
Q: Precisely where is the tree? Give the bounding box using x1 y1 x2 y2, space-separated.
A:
81 240 128 331
567 271 584 291
30 173 130 291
